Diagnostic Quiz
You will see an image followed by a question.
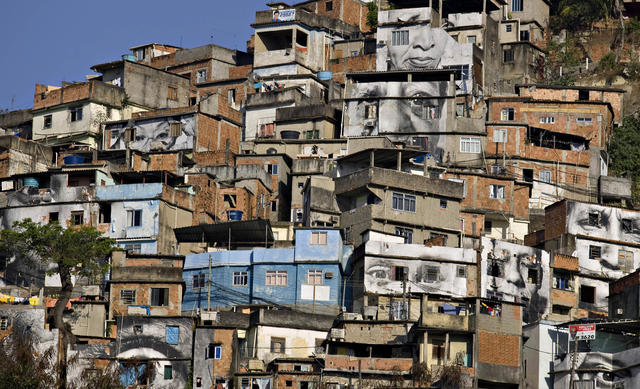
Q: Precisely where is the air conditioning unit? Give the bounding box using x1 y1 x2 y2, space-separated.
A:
248 359 265 371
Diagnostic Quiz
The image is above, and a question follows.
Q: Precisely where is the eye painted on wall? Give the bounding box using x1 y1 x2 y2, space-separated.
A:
366 264 391 280
576 209 609 231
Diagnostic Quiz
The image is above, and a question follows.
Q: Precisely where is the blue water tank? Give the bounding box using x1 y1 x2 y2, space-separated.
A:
317 71 333 81
227 210 244 221
122 54 137 62
63 155 85 165
23 177 39 188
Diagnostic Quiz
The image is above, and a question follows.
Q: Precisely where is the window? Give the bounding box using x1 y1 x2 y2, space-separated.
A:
70 107 83 122
578 89 589 101
0 317 8 331
460 136 481 153
271 337 285 353
501 108 515 121
165 326 179 345
395 227 413 244
164 365 173 380
457 265 467 278
539 116 555 124
527 269 538 284
71 211 84 226
305 129 320 139
266 163 278 175
391 30 409 46
120 289 136 305
392 266 408 281
589 245 602 259
307 270 323 285
520 30 530 41
127 209 142 227
266 270 288 286
124 127 136 143
124 244 142 254
233 271 248 286
511 0 522 12
271 201 277 212
49 212 59 223
491 165 504 175
487 260 505 277
134 325 143 334
489 185 505 199
170 122 182 137
429 232 448 246
577 117 593 125
196 69 207 83
539 170 552 183
619 250 634 273
553 271 573 290
193 273 206 289
44 115 52 129
484 220 493 230
311 231 328 245
552 305 571 315
439 199 447 209
228 89 236 105
151 288 169 306
392 192 416 212
365 104 377 119
493 128 507 143
325 1 333 11
223 194 237 208
206 343 222 359
588 212 600 226
503 48 514 63
136 48 145 61
580 285 596 304
168 86 178 101
506 25 512 32
467 35 476 45
424 266 439 283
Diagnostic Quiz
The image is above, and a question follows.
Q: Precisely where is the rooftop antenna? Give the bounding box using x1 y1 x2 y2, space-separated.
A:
210 34 214 44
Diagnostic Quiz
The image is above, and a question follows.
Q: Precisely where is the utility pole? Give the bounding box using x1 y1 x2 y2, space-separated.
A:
358 359 362 389
207 255 212 311
569 332 578 389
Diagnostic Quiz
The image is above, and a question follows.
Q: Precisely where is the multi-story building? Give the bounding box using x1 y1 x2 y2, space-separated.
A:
182 228 349 314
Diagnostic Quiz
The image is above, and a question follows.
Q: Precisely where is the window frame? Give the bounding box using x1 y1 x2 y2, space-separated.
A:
233 271 248 287
120 289 136 305
489 184 505 199
266 270 288 286
70 211 84 226
44 115 52 129
394 227 413 244
196 69 207 83
511 0 522 12
307 269 323 285
392 192 417 212
391 30 409 46
127 209 142 227
270 337 286 353
459 136 481 153
539 170 552 184
500 108 515 121
70 106 83 122
503 48 514 63
493 128 507 143
311 231 328 245
193 273 206 289
151 287 170 306
589 245 602 259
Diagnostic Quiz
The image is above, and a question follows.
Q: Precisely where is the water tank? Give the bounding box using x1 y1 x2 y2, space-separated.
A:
227 210 244 221
63 155 85 165
122 54 137 62
280 130 300 139
317 71 333 81
23 177 39 188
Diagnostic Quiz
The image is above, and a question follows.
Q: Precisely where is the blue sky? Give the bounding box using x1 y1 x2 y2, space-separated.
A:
0 1 269 111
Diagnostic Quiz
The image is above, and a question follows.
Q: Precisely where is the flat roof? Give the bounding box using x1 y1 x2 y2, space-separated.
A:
174 220 275 245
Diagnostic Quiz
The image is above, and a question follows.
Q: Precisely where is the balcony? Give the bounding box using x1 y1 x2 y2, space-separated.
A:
420 301 473 332
325 355 413 373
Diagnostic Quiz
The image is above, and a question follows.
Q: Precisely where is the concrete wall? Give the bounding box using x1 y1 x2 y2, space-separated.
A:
122 61 190 109
250 324 328 363
107 114 195 153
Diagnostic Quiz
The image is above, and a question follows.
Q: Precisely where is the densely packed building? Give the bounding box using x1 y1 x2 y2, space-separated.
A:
0 1 637 388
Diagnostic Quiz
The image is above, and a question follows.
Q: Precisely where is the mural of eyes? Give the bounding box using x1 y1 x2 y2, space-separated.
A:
155 131 169 140
366 265 390 280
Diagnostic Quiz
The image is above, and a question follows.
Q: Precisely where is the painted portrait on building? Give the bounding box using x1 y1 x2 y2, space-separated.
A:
566 202 640 279
555 348 640 388
364 257 468 298
481 237 550 322
107 115 195 153
376 9 473 72
343 81 448 160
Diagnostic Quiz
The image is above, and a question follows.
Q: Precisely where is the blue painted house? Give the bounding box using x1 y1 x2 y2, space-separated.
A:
182 228 352 314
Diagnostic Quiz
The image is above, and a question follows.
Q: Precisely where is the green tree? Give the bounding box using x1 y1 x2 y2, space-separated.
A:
0 219 115 389
366 2 378 30
608 116 640 202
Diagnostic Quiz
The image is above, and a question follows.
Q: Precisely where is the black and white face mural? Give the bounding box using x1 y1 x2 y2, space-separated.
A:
566 202 640 279
107 115 195 152
555 349 640 388
343 81 448 160
363 242 476 298
376 9 472 72
481 237 550 322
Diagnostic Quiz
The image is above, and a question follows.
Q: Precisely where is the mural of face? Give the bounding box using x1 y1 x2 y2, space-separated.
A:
568 202 640 245
388 25 449 70
109 116 195 153
568 351 640 388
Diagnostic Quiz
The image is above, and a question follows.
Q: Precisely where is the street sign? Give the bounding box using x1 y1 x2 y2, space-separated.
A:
569 324 596 341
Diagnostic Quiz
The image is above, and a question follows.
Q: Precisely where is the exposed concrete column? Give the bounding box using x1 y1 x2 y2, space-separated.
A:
397 151 402 171
438 0 443 25
370 150 375 167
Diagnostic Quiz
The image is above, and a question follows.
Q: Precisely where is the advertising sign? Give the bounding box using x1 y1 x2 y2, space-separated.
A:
273 9 295 22
569 324 596 341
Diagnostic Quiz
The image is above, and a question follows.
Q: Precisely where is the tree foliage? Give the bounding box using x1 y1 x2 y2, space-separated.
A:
550 0 612 32
366 2 378 30
0 219 115 388
608 116 640 204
